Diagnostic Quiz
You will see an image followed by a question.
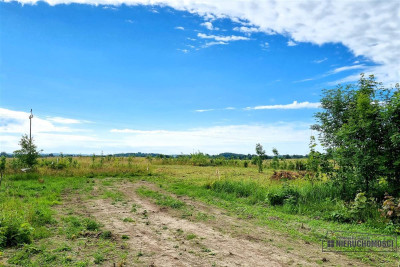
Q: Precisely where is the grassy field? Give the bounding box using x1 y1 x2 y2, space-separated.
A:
0 156 399 266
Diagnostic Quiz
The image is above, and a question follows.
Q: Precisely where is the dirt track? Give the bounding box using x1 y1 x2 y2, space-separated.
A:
82 180 368 266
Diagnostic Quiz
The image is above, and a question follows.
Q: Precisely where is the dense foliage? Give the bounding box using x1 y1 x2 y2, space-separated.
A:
313 74 400 199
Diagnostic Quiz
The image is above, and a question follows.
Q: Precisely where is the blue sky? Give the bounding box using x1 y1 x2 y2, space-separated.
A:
1 1 399 155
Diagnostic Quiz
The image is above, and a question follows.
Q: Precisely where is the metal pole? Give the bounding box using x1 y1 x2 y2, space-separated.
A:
29 109 33 142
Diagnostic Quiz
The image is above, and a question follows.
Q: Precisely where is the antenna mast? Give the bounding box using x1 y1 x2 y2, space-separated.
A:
29 109 33 142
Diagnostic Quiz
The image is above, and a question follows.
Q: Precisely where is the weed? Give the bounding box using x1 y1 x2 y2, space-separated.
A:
93 252 104 264
186 233 197 240
100 230 113 239
136 187 185 209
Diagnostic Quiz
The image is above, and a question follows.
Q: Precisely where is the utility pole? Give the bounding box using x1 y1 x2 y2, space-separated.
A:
29 109 33 142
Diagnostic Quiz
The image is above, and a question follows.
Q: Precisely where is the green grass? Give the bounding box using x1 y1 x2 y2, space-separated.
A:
0 173 89 248
0 173 134 266
136 187 185 209
2 161 400 266
101 190 125 203
142 174 400 266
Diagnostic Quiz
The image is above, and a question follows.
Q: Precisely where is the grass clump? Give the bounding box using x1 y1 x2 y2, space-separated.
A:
136 187 185 209
62 216 101 239
93 252 104 264
185 233 197 240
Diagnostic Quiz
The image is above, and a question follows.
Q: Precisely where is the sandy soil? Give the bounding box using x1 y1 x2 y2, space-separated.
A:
82 180 369 267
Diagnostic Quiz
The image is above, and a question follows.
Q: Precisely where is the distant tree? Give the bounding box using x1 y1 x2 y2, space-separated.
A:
271 148 279 169
0 156 6 186
255 143 265 173
13 134 40 169
306 136 322 184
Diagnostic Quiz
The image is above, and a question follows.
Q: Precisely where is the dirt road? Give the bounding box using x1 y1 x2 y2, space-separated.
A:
81 180 368 266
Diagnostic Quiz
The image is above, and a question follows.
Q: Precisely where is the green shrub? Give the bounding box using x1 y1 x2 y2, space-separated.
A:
0 221 33 248
380 194 400 223
100 230 112 239
84 218 100 231
267 185 300 206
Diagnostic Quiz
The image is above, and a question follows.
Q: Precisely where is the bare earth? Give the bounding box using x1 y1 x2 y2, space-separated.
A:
75 180 369 266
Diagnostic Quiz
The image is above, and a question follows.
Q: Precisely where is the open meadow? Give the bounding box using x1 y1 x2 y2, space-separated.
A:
1 156 399 266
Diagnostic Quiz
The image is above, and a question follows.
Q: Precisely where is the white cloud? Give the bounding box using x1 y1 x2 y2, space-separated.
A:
177 48 189 53
109 123 312 154
233 26 262 34
201 21 215 30
197 33 249 42
0 108 79 134
331 64 366 74
287 40 297 46
46 116 91 124
203 41 227 47
0 108 312 154
194 109 214 112
125 19 134 23
261 42 269 49
245 101 320 110
296 64 367 83
174 26 184 30
0 108 98 153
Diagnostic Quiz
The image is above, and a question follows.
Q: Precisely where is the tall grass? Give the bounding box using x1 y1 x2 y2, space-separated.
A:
205 178 383 227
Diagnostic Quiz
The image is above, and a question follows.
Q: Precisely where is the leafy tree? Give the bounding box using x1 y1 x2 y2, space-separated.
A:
313 74 400 198
381 85 400 191
306 136 321 184
271 148 279 169
255 143 265 173
13 134 40 169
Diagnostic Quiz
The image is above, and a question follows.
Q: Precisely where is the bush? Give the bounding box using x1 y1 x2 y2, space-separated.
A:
84 218 100 231
0 220 34 248
380 194 400 223
267 185 300 206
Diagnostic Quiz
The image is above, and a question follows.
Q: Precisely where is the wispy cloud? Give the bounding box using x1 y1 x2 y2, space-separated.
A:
295 64 367 83
197 33 249 42
174 26 184 30
46 116 92 124
233 26 260 34
177 48 189 53
195 109 214 112
245 101 320 110
125 19 134 24
203 41 227 47
313 58 328 64
260 42 269 49
195 101 320 112
331 64 365 74
287 40 297 46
